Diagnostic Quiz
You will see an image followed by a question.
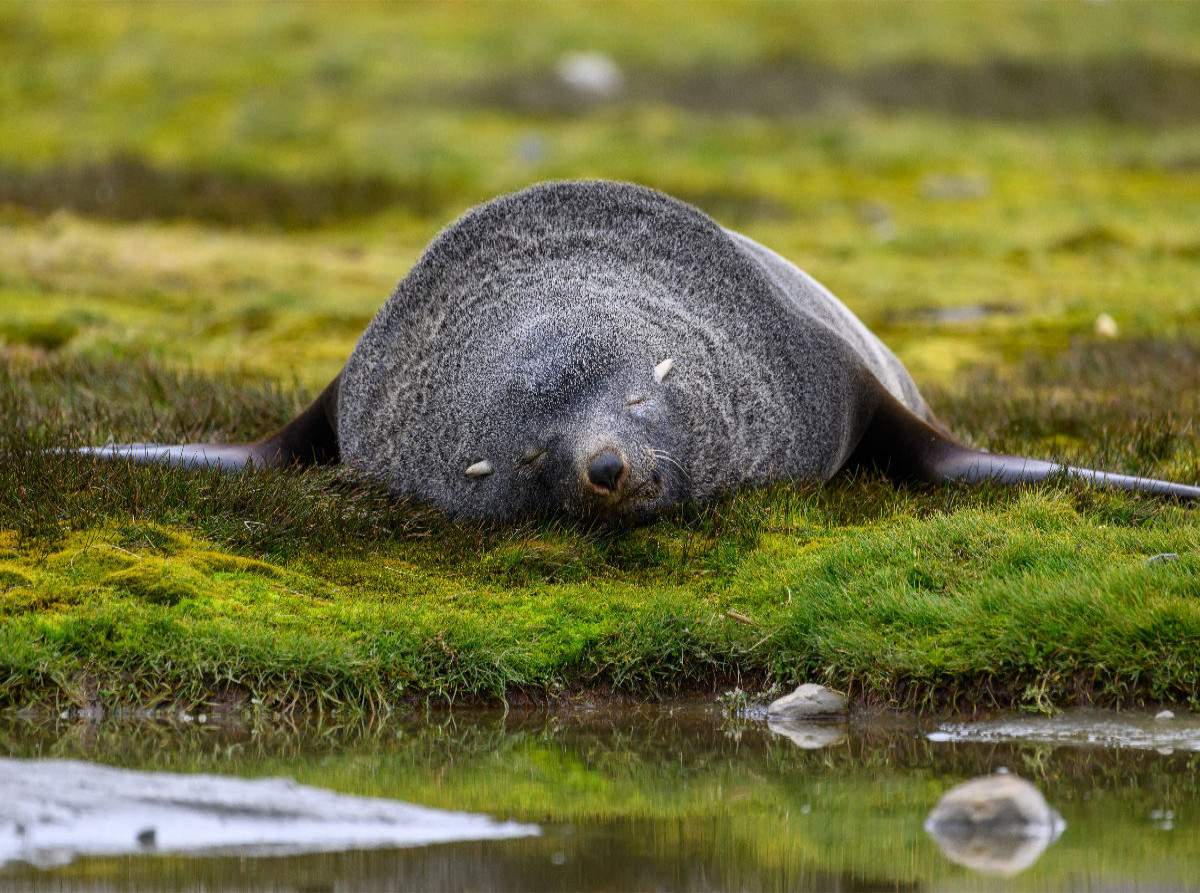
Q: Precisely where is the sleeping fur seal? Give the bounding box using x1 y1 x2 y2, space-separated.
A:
82 181 1200 521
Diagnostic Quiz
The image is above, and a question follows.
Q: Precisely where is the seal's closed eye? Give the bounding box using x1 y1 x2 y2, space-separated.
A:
520 449 546 466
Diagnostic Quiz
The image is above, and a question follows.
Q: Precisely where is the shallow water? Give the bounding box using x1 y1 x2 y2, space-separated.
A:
1 703 1198 891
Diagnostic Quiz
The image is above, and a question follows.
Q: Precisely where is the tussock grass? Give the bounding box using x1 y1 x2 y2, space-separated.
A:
2 342 1197 714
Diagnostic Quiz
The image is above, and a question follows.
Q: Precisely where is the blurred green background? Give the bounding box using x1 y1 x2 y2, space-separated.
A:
3 0 1199 389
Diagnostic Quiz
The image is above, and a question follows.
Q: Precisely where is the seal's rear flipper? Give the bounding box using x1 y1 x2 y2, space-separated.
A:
76 375 341 472
852 391 1200 502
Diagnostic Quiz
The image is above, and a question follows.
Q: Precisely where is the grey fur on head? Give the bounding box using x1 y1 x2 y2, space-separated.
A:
337 180 933 522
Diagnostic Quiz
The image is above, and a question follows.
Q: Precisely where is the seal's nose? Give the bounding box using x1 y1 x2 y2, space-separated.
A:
587 451 625 492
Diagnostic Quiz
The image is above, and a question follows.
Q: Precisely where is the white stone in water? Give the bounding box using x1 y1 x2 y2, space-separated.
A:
927 774 1059 833
465 460 494 478
925 774 1065 876
767 718 846 750
0 758 538 869
766 683 848 721
1156 710 1175 721
653 358 675 383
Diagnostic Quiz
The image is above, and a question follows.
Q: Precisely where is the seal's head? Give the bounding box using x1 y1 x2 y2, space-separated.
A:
463 320 691 524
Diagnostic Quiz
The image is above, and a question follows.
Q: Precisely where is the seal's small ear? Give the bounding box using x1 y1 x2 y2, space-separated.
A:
654 358 675 383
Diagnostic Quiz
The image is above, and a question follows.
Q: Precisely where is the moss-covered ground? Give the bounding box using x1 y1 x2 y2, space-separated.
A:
2 2 1198 714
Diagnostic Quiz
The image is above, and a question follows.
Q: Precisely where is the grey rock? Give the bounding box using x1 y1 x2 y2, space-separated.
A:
926 773 1060 833
1147 553 1180 564
766 683 848 721
920 173 991 200
925 774 1065 876
766 718 847 750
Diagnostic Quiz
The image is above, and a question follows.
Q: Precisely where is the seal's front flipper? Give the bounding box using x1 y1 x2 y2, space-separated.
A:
77 374 341 473
851 391 1200 502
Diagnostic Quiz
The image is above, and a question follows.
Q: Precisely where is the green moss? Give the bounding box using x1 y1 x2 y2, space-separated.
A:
0 564 33 590
192 552 285 579
0 564 79 617
115 524 190 556
0 318 78 351
105 558 204 606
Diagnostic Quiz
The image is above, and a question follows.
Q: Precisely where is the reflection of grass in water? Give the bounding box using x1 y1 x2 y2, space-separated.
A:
2 712 1199 888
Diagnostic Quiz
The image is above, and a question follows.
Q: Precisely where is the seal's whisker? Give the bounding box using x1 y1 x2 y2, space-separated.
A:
650 449 690 480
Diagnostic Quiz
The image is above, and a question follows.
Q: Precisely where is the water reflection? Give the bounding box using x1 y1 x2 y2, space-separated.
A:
0 705 1196 891
0 757 536 868
924 773 1065 877
927 822 1059 878
766 718 847 749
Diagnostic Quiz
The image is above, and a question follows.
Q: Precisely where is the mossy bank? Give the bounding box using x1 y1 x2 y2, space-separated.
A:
4 347 1198 715
2 2 1199 714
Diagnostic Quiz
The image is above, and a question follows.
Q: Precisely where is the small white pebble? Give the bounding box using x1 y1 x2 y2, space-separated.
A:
555 51 624 98
1095 313 1119 338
